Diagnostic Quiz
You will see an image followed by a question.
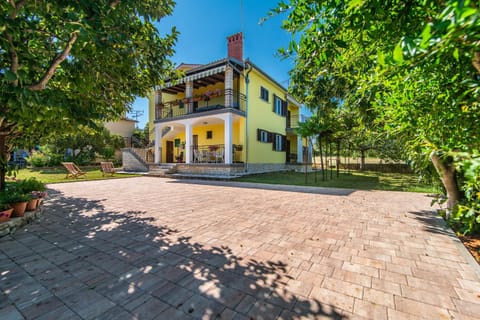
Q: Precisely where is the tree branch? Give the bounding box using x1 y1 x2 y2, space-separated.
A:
27 32 78 91
6 34 19 87
473 51 480 74
8 0 27 19
110 0 121 8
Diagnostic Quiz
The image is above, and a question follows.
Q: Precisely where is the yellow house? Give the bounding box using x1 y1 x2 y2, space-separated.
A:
140 32 310 175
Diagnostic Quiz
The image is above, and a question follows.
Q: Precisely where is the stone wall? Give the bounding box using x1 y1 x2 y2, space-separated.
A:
244 163 291 174
176 163 245 176
0 206 45 238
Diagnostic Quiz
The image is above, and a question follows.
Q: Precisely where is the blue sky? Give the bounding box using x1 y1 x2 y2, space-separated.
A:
129 0 293 128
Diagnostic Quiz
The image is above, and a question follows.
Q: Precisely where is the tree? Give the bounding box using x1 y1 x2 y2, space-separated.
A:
273 1 480 224
0 0 178 189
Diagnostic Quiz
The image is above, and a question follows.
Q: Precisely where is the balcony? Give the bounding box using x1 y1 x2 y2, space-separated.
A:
156 89 246 121
287 114 300 130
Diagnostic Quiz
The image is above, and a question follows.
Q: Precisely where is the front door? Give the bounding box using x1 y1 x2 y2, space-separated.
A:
286 139 291 163
166 141 174 163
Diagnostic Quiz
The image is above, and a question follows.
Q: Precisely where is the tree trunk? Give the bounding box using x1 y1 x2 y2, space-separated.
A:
318 134 324 181
430 151 461 216
360 149 366 171
0 133 6 191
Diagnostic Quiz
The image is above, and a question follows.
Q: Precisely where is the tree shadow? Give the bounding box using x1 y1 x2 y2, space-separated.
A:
166 179 355 196
1 190 348 319
409 210 456 238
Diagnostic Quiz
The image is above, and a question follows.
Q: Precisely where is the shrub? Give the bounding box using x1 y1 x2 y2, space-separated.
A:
16 178 46 193
26 151 48 167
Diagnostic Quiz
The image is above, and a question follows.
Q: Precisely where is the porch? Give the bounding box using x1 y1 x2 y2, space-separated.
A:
154 111 245 165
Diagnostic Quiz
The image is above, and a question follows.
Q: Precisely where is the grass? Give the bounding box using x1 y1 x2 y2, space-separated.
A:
12 167 436 193
234 170 439 193
12 167 141 184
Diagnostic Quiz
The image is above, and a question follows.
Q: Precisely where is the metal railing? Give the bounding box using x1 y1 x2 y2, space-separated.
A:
170 144 244 163
156 89 246 120
287 114 300 129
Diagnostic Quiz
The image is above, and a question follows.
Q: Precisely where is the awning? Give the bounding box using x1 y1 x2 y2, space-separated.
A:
159 65 227 89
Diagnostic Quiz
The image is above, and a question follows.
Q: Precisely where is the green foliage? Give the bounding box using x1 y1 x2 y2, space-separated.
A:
273 0 480 233
0 187 32 203
46 126 124 165
16 177 46 193
448 153 480 234
0 0 178 188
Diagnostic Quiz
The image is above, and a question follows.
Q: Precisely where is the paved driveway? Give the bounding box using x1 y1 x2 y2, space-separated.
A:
1 177 479 319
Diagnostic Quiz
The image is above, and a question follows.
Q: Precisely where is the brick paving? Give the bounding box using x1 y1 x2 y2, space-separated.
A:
1 177 479 319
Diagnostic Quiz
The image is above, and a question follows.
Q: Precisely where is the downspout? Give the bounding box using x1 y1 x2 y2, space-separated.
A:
244 61 252 172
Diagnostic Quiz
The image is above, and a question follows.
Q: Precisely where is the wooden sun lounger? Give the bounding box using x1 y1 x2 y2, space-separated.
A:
100 161 116 177
61 162 87 179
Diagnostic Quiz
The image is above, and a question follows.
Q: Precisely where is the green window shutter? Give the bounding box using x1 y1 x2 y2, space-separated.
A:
282 100 287 117
257 128 261 141
282 135 287 151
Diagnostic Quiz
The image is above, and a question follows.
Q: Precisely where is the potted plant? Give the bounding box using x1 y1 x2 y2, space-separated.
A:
0 190 32 217
0 203 13 223
16 178 47 211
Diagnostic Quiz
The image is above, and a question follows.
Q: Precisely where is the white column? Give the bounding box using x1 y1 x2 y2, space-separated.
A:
224 113 233 164
224 66 233 107
154 124 161 164
185 122 192 164
186 80 193 113
297 134 303 163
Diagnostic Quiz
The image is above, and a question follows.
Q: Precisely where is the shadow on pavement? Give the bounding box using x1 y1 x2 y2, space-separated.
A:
166 178 355 197
0 190 347 319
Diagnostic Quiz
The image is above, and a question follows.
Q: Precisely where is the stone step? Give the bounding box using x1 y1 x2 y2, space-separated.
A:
146 164 177 176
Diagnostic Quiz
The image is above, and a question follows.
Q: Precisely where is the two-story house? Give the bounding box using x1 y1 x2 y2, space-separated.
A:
125 32 311 175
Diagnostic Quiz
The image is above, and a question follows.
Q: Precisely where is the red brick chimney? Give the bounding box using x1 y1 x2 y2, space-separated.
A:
227 32 243 62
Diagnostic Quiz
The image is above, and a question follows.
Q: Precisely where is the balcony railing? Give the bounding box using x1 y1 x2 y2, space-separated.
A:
173 144 244 163
156 89 246 121
287 114 300 129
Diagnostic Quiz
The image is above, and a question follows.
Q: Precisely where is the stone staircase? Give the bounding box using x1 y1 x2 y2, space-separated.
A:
146 164 177 177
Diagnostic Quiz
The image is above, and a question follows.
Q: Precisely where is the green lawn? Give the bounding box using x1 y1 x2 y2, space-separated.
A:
13 167 141 184
234 170 439 193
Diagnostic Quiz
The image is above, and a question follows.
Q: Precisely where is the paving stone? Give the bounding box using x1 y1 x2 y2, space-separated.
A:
61 288 115 319
131 297 169 320
0 305 24 320
1 177 479 320
180 294 225 319
394 296 451 319
18 295 65 319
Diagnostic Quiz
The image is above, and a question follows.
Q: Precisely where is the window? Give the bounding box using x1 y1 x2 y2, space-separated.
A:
273 95 287 116
272 134 286 152
206 131 213 139
260 86 269 102
257 129 271 143
174 139 181 147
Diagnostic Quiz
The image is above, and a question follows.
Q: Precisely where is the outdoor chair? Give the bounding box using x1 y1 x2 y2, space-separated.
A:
215 150 224 163
61 162 87 179
100 161 116 177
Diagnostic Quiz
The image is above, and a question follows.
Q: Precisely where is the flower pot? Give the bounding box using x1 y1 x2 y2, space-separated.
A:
11 202 28 217
26 198 39 211
0 208 13 223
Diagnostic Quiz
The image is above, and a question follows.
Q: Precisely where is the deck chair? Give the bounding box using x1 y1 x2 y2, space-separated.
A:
61 162 87 179
100 162 116 177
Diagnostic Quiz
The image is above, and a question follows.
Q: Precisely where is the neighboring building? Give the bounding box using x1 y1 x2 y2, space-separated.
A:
138 32 311 175
104 117 137 146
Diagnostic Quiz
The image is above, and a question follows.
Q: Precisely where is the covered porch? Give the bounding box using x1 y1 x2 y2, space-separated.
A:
154 112 245 165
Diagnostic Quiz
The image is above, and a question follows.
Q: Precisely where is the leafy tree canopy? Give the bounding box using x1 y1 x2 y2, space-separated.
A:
273 0 480 232
1 0 178 141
